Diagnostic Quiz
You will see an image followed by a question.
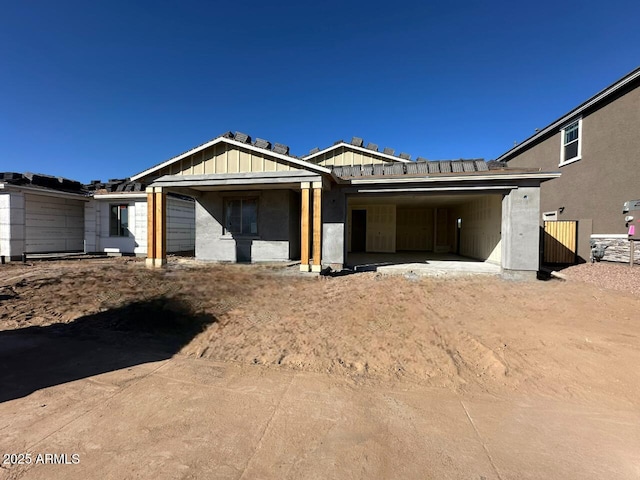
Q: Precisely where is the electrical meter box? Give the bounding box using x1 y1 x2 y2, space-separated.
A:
623 199 640 240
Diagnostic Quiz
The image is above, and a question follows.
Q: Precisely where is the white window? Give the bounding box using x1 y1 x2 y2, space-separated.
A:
224 197 258 235
109 204 129 237
560 118 582 165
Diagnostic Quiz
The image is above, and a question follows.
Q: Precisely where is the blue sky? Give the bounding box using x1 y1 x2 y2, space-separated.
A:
1 0 638 183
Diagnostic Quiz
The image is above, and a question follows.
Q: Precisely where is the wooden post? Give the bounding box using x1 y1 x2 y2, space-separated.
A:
146 187 166 268
312 182 322 273
300 183 310 272
154 188 167 267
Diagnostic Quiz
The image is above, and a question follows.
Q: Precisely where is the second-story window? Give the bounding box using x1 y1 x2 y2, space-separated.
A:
560 119 582 165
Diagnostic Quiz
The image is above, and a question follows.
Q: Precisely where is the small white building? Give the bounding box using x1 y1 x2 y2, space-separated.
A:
0 173 88 261
0 173 195 261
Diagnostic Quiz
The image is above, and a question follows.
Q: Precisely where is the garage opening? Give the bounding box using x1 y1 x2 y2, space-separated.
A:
346 193 503 273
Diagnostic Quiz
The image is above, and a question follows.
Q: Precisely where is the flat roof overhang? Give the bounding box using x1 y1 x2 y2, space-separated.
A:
339 172 560 195
149 171 326 192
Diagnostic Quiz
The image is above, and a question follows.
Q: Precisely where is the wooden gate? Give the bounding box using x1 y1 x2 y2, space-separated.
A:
543 221 578 264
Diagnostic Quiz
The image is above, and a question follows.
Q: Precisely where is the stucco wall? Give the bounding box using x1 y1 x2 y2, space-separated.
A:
501 187 541 273
507 84 640 237
195 189 296 262
167 198 196 253
322 188 346 266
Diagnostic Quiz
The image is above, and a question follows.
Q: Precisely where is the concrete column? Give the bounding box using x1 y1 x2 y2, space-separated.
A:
300 183 311 272
501 186 541 278
146 187 167 268
321 187 346 269
312 182 322 272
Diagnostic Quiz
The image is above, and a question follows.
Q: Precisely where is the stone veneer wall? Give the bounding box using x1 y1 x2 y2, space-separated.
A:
591 235 640 264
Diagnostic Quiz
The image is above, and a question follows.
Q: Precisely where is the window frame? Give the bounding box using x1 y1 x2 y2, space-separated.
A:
223 196 259 236
109 204 130 237
559 118 582 166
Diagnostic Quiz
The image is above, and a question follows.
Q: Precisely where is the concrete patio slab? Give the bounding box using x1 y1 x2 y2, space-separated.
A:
347 252 502 276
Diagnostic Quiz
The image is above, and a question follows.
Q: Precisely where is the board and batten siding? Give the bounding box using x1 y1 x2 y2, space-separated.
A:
312 146 389 167
152 143 300 178
24 193 84 252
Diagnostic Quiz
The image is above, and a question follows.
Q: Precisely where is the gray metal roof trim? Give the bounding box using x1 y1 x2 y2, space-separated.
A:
361 165 374 176
427 162 440 174
475 160 490 171
462 160 476 173
451 162 464 173
439 161 452 173
405 163 419 175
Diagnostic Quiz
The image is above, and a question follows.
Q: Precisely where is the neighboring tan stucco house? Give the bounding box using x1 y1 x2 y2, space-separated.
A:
133 132 559 278
497 66 640 263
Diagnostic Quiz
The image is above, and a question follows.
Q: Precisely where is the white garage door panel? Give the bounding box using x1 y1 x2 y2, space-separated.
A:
25 194 85 252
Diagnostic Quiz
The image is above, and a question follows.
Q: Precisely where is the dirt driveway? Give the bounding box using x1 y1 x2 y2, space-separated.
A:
1 258 640 479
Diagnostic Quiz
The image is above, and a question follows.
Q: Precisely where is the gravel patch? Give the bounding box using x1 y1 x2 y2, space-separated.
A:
561 261 640 296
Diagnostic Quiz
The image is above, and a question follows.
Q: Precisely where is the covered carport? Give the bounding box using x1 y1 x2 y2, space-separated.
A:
344 191 503 274
326 161 560 279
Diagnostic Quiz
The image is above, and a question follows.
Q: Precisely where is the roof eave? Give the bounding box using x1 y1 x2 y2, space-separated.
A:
347 172 561 185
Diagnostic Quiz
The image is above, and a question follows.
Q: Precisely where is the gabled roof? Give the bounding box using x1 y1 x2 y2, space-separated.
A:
131 132 330 181
497 66 640 162
303 139 413 164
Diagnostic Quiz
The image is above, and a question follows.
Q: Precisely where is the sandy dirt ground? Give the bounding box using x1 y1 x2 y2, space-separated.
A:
1 257 640 478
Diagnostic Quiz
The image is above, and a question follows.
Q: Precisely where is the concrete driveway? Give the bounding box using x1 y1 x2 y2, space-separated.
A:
1 333 639 480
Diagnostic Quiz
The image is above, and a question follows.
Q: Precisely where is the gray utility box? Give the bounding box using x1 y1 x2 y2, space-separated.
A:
623 199 640 240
